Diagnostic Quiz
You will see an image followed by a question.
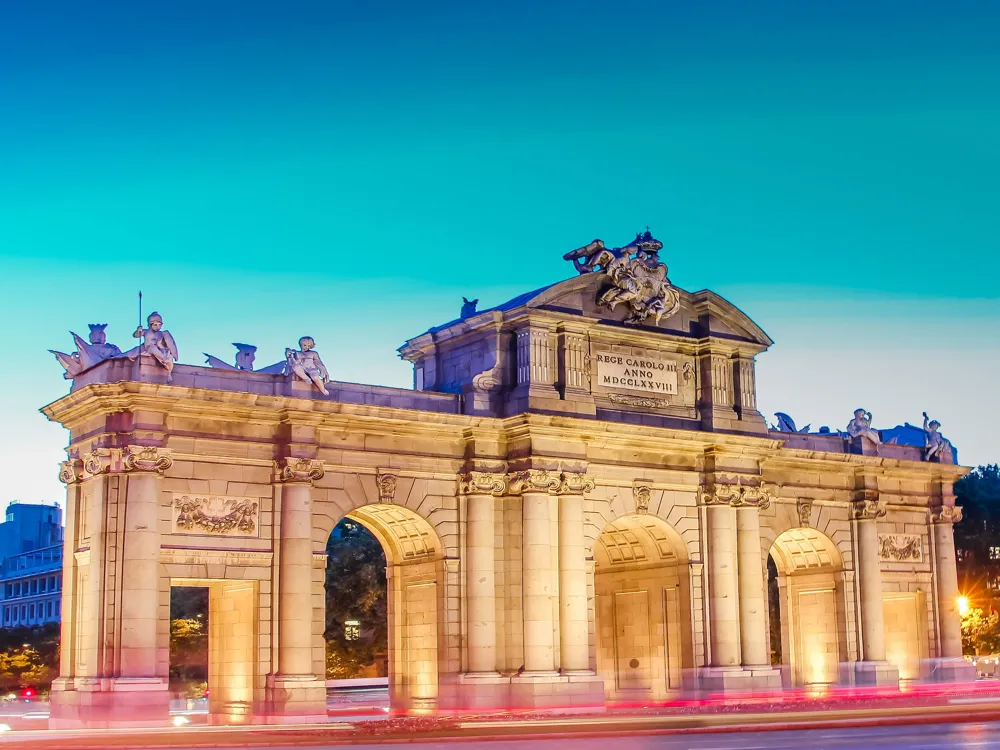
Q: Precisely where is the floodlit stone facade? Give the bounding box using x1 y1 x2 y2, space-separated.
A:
43 234 972 725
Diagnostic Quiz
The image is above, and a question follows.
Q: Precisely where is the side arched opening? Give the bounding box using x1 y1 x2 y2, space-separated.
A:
592 514 693 701
768 527 846 687
323 503 443 712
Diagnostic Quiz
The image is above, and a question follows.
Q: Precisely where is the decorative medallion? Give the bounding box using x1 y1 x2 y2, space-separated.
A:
173 494 259 537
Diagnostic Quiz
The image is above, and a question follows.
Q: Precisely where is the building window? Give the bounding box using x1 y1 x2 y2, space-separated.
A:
46 601 53 618
29 603 35 620
344 620 360 641
55 600 60 617
990 546 1000 561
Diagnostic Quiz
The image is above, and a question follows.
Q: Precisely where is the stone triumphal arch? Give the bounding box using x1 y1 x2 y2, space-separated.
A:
44 230 972 725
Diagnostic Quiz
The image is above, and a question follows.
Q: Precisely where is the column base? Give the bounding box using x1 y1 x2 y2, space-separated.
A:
508 670 605 711
438 672 512 711
261 674 328 723
850 660 900 687
48 677 170 729
698 666 782 693
929 657 977 683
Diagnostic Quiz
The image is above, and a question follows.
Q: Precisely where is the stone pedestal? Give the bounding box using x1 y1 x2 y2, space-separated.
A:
852 660 901 687
509 670 605 710
438 673 511 711
49 677 170 729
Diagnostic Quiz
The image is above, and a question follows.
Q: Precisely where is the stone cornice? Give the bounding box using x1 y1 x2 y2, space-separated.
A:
275 458 325 484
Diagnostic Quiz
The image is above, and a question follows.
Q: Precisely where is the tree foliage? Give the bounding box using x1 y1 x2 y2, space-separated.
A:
956 464 1000 526
962 606 1000 655
325 519 387 678
0 624 59 692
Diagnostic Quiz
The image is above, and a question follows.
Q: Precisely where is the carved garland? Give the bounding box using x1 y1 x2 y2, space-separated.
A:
507 470 595 496
173 495 259 536
609 393 670 409
878 533 923 562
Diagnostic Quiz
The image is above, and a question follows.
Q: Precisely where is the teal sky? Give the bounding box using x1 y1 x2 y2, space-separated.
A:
1 1 998 504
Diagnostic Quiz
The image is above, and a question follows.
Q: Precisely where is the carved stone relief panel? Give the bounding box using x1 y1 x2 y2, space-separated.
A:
172 494 260 537
878 533 922 563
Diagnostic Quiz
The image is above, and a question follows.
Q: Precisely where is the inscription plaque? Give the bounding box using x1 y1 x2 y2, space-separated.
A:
596 353 678 396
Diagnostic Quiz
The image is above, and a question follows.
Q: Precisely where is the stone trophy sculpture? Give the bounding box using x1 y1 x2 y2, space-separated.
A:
922 412 955 463
563 229 681 326
204 343 285 373
50 324 123 379
126 311 179 382
846 409 882 444
285 336 330 395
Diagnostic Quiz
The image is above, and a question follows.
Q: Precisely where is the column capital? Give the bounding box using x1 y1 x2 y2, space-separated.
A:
930 504 963 525
699 478 771 509
122 445 173 474
507 469 594 496
852 492 886 520
555 471 595 496
459 471 508 496
275 457 324 484
82 448 112 476
508 469 560 495
59 459 83 485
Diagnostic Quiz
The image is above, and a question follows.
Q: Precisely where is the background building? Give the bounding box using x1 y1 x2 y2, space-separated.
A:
0 501 64 628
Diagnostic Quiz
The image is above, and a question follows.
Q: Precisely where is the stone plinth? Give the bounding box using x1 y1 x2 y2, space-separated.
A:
509 671 605 710
851 660 901 687
49 677 170 729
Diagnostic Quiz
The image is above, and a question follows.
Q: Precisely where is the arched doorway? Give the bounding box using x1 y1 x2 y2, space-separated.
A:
768 528 845 687
324 504 443 712
593 514 692 701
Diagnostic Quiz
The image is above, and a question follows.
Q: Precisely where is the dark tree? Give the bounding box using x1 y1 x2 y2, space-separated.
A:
324 519 388 678
767 555 782 665
955 465 1000 604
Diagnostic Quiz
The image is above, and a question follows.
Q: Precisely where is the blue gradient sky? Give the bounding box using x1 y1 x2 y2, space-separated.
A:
2 1 998 504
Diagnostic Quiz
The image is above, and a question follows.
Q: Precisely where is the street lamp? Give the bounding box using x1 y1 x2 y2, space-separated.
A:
958 595 970 617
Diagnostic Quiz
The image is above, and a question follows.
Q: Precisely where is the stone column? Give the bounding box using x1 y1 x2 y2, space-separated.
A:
54 459 83 687
512 470 560 674
930 505 975 680
704 490 740 669
557 473 595 673
852 494 898 686
460 472 505 674
119 446 172 679
268 457 327 719
931 505 963 658
734 495 770 669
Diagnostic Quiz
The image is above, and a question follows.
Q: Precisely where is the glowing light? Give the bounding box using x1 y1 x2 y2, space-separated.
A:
958 596 971 616
172 716 190 727
0 724 11 733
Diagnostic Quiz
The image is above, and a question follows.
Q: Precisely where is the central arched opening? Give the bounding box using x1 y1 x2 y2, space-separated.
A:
592 514 692 701
323 504 442 712
768 527 845 687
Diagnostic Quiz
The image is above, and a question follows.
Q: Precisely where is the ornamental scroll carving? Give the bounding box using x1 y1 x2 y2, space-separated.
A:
59 460 83 485
507 470 595 496
930 505 963 525
796 499 813 528
609 393 671 409
851 493 886 520
699 477 771 509
878 533 922 562
123 445 173 474
459 472 509 496
173 494 259 537
376 471 397 503
82 448 111 476
633 482 652 514
276 458 324 484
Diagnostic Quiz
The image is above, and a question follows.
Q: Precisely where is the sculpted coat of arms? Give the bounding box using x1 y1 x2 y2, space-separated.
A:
564 229 681 326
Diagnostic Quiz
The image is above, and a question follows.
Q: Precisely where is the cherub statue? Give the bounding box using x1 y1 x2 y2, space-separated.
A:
846 408 881 444
923 412 955 463
127 311 178 382
285 336 330 395
50 324 123 379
